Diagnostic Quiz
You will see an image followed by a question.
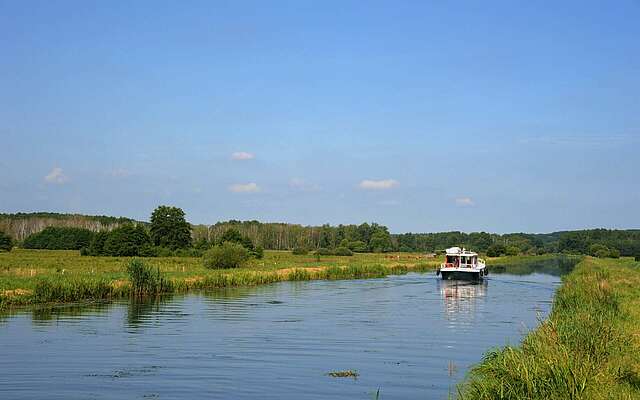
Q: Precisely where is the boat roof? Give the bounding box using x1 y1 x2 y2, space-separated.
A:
445 247 478 256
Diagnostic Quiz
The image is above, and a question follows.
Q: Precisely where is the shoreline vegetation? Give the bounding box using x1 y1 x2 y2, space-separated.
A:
0 249 439 309
459 256 640 399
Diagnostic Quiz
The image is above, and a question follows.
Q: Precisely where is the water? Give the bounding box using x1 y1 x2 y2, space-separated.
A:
0 271 564 399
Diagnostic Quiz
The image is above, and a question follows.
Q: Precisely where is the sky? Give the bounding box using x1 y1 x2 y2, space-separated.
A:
1 1 639 233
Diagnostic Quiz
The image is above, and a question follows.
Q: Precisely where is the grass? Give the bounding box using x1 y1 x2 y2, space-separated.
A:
0 249 439 309
458 256 640 400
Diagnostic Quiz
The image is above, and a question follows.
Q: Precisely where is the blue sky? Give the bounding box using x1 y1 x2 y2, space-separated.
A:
1 1 639 233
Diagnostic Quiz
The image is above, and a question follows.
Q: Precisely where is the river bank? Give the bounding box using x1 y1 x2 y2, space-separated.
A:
0 249 441 309
459 256 640 399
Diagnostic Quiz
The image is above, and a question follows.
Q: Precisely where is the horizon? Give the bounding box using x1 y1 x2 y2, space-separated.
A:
2 1 639 233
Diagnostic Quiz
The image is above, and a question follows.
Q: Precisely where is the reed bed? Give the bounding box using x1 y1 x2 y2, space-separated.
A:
458 256 640 400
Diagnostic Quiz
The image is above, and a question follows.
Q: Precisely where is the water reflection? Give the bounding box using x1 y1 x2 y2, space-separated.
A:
31 302 112 325
438 280 488 317
490 255 579 276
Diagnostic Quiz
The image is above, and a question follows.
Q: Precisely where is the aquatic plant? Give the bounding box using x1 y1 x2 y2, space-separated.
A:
326 370 359 378
126 259 171 296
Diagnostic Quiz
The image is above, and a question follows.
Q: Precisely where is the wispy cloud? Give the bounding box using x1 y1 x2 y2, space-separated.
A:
455 197 475 207
229 182 260 193
44 167 69 184
358 179 399 190
231 151 255 160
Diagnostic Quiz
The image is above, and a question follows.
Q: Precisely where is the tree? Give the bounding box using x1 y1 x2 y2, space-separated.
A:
103 224 153 256
202 242 250 269
486 243 506 257
149 206 191 249
219 228 244 245
369 231 393 252
87 231 109 256
22 227 94 250
0 231 13 252
505 246 520 256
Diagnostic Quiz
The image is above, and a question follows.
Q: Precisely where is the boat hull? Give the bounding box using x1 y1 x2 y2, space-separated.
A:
440 270 484 281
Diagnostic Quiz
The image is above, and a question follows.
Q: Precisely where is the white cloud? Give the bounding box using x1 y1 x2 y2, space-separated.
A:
455 197 475 206
229 182 260 193
358 179 399 190
44 167 69 184
231 151 255 160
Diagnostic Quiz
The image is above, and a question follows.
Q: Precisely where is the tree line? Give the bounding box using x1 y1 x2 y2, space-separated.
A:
2 208 640 259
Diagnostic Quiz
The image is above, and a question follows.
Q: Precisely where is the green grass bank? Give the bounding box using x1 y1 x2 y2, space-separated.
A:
459 256 640 400
0 249 439 309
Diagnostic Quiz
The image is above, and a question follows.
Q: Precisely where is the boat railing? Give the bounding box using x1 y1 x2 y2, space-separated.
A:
441 262 481 269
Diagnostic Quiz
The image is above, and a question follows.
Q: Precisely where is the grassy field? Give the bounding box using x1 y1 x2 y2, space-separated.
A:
0 249 439 308
459 256 640 399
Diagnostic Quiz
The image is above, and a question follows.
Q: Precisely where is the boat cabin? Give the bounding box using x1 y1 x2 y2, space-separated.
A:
443 247 479 268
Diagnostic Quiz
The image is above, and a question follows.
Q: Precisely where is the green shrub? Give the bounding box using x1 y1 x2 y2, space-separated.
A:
0 231 13 252
126 258 171 295
608 248 620 258
252 245 264 259
203 242 250 269
315 248 333 256
334 247 354 256
505 245 520 256
292 247 309 255
23 227 94 250
590 243 610 257
348 240 368 252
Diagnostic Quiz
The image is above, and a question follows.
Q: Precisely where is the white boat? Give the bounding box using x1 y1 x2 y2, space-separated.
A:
437 247 487 280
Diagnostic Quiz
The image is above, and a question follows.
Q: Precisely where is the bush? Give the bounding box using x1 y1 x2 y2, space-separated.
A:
0 231 13 252
334 247 353 256
590 243 610 257
505 246 520 256
23 227 94 250
348 240 368 253
252 245 264 259
608 248 620 258
292 247 309 255
203 242 250 269
315 248 333 256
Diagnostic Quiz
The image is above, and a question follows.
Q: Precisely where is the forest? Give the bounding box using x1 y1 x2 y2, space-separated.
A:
1 211 639 258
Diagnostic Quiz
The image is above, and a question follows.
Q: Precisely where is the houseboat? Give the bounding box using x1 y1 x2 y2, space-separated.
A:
436 247 487 280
